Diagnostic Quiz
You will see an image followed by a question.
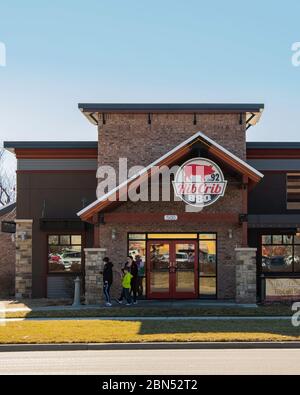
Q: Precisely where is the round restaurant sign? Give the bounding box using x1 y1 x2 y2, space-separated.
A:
172 158 227 208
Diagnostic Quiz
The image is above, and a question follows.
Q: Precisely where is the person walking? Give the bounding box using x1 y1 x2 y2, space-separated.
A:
102 257 113 307
121 267 133 305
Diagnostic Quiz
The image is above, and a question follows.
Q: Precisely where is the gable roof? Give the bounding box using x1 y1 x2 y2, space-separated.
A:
78 131 263 221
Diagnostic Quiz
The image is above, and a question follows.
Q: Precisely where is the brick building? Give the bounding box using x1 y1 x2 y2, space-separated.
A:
4 103 300 303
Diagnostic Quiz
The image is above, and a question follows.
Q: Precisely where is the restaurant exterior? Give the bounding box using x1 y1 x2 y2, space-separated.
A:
3 103 300 304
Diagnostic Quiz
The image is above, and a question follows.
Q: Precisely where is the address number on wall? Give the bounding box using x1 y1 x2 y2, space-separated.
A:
164 215 178 221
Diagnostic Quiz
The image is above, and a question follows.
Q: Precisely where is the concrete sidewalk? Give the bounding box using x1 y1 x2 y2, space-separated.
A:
0 299 258 313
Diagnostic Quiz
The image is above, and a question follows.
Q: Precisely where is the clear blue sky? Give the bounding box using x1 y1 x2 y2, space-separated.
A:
0 0 300 145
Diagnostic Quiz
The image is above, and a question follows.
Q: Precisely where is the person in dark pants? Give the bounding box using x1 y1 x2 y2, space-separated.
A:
130 257 138 304
102 257 113 306
136 255 145 296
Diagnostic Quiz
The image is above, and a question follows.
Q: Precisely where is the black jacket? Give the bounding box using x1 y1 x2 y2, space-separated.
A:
103 262 113 285
130 261 138 280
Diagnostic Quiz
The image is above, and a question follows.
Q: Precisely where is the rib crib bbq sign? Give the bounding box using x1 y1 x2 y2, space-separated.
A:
173 158 227 207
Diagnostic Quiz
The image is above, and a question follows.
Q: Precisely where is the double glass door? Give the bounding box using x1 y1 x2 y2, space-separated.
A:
147 240 198 299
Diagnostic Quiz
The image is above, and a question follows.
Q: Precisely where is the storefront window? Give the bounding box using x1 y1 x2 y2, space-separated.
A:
199 234 217 297
48 234 82 273
128 235 146 296
199 277 216 296
262 245 293 272
261 234 300 273
199 233 216 240
199 240 216 275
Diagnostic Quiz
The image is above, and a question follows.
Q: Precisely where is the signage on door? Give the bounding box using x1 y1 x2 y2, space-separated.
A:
173 158 227 208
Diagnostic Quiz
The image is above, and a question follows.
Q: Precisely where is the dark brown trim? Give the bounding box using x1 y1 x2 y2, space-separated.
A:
17 170 96 174
247 149 300 159
15 148 97 159
103 212 239 224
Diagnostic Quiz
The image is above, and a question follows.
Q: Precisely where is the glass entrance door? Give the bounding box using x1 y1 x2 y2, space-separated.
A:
147 240 198 299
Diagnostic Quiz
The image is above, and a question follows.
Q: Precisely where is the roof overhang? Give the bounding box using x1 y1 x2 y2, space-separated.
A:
78 103 264 127
78 131 264 222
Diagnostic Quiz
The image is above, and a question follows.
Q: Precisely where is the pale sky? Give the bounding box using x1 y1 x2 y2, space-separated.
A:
0 0 300 151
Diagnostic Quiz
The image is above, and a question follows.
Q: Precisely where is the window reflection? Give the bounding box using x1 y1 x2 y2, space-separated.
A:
199 240 216 275
48 234 82 273
128 240 146 296
262 245 293 272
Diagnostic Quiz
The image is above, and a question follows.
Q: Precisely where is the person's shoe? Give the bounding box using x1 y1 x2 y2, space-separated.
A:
133 301 138 305
115 299 123 304
126 303 132 306
105 302 112 307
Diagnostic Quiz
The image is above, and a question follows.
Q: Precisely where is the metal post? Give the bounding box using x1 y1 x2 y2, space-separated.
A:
72 276 81 307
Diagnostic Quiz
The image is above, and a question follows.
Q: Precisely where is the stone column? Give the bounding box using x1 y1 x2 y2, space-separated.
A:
84 248 107 304
235 247 257 304
15 219 33 298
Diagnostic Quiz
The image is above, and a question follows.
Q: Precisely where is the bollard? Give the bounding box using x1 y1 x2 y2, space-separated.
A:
72 276 81 307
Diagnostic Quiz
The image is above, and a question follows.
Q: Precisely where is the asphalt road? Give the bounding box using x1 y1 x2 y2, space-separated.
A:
0 349 300 375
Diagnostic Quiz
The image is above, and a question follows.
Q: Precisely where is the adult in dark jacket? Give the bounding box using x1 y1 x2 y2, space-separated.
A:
130 258 139 304
102 257 113 306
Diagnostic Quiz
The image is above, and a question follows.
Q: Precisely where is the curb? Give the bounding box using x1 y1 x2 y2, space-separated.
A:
1 341 300 352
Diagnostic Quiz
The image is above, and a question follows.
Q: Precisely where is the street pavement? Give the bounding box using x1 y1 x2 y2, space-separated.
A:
0 348 300 375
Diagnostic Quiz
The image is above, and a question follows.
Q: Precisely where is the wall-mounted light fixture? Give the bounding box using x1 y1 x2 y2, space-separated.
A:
228 229 233 239
112 228 117 240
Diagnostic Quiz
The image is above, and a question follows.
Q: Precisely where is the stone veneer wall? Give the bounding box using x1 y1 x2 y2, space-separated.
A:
15 219 33 298
235 248 257 303
84 248 107 304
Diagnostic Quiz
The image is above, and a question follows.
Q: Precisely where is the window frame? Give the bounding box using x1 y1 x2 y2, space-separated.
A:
260 233 300 274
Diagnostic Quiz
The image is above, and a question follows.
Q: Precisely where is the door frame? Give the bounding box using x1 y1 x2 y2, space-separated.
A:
146 239 199 299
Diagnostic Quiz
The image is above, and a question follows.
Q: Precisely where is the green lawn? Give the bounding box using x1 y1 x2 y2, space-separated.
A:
3 304 294 319
0 319 299 343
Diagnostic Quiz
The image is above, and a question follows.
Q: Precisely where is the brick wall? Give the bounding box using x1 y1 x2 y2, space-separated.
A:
0 207 16 297
98 113 246 173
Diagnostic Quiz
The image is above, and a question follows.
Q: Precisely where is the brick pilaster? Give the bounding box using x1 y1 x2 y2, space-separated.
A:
235 247 257 304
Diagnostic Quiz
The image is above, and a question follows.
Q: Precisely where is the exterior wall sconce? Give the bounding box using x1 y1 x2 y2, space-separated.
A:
112 228 117 240
228 229 233 239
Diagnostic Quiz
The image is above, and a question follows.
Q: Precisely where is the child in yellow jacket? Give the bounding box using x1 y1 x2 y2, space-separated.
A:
122 268 133 305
